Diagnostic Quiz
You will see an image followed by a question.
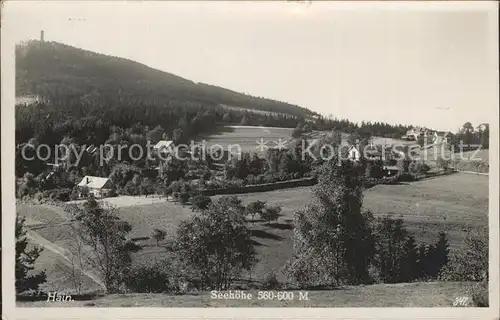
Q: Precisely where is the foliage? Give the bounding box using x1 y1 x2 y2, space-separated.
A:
436 157 451 172
284 158 375 287
72 196 135 293
262 271 281 289
440 228 488 282
471 280 489 307
151 228 167 246
246 200 266 222
260 205 282 224
190 195 212 211
15 216 47 293
409 161 431 177
173 196 256 290
123 259 179 293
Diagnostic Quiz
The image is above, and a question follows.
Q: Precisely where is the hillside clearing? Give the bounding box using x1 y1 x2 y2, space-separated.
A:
197 125 294 154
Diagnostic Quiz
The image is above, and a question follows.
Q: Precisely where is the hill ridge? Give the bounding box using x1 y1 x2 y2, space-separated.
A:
16 40 316 118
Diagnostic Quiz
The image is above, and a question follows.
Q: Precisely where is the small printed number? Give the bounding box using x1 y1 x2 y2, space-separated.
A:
453 296 470 307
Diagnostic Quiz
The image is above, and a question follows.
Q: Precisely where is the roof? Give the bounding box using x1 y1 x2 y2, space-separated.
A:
86 145 97 154
435 131 449 136
77 176 111 189
383 165 400 171
153 140 174 150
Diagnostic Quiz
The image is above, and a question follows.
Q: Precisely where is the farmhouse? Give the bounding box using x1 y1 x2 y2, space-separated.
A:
77 176 112 198
348 146 361 161
403 126 432 141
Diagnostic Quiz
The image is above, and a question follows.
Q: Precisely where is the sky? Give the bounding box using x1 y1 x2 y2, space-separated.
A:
4 1 498 132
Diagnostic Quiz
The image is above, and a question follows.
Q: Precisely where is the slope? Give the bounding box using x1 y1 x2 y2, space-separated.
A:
15 40 316 118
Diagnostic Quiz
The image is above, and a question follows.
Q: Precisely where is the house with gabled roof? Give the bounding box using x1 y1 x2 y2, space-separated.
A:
347 146 361 161
77 176 112 198
153 140 174 154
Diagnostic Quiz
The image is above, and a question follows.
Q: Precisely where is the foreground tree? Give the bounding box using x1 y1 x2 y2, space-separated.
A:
260 205 281 224
174 196 256 290
284 158 375 287
15 216 47 293
246 200 266 222
72 196 136 293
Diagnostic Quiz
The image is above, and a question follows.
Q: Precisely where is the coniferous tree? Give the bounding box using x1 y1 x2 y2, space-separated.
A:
16 216 47 293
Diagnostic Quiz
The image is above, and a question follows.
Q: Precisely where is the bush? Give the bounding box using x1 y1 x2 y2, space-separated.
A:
179 192 190 205
124 260 177 293
70 188 79 200
375 216 449 283
263 271 281 289
190 195 212 211
439 228 487 282
471 280 488 307
107 188 118 198
260 205 281 224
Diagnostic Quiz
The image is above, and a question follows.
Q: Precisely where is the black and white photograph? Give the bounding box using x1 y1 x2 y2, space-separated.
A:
1 1 499 318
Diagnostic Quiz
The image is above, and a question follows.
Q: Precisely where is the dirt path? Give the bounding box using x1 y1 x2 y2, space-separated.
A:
456 170 489 176
26 230 104 288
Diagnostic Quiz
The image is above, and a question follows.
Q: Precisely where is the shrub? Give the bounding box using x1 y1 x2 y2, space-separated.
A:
70 188 79 200
263 271 281 289
260 205 281 224
190 195 212 211
151 228 167 246
246 200 266 222
471 280 488 307
179 192 190 205
107 188 118 198
245 174 257 185
439 228 487 282
124 260 178 293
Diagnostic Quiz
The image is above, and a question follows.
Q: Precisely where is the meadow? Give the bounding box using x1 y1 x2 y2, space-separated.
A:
17 172 489 293
197 125 294 154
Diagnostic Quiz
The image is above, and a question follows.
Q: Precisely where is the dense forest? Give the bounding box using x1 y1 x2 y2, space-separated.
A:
15 40 417 147
16 40 316 118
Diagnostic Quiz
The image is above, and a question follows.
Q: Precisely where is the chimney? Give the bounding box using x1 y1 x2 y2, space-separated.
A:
40 30 44 42
86 177 89 184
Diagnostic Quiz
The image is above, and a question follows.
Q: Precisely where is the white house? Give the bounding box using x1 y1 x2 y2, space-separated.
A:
348 146 361 161
153 140 174 155
77 176 112 198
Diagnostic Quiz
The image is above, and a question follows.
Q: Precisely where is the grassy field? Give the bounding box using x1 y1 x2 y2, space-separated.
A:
16 172 488 295
18 281 478 307
197 125 294 154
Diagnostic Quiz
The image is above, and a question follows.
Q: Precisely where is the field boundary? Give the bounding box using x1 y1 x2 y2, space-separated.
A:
201 177 317 196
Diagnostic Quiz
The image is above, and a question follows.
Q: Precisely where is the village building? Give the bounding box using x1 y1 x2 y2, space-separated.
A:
77 176 112 198
347 146 361 161
153 140 175 155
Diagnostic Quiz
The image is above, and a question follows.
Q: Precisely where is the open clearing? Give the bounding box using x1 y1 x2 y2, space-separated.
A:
18 281 477 307
17 172 488 293
197 125 294 154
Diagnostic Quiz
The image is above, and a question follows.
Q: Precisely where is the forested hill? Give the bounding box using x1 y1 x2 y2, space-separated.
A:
15 40 316 118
